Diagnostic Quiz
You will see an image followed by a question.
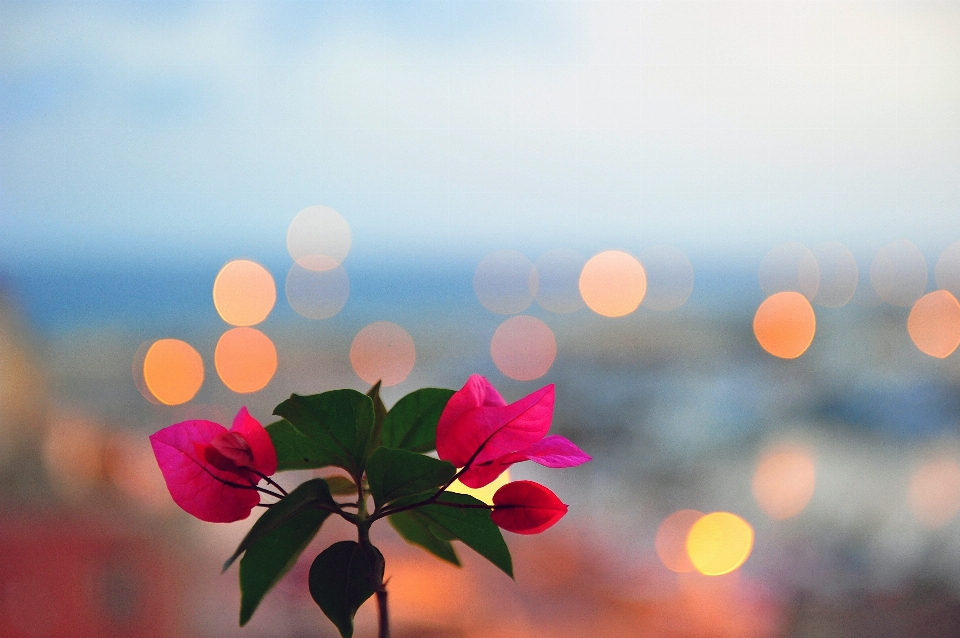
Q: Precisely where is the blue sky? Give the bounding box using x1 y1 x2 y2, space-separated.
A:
2 1 959 270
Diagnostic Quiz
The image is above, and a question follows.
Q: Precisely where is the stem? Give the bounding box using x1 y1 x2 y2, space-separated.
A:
376 584 390 638
248 469 289 496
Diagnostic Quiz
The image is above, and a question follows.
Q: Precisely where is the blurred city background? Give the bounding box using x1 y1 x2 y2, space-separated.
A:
3 1 960 636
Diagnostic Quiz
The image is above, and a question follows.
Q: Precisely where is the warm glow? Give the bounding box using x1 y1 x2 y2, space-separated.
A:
142 339 204 405
212 259 276 326
811 241 859 308
215 327 278 393
534 248 586 314
753 292 816 359
752 444 816 520
350 322 416 387
908 456 960 529
758 243 820 299
870 240 928 307
285 262 350 319
640 245 695 311
42 416 105 498
286 205 352 271
473 250 537 315
907 290 960 358
448 469 511 505
686 512 754 576
655 509 704 573
490 315 557 381
579 250 646 317
104 432 175 513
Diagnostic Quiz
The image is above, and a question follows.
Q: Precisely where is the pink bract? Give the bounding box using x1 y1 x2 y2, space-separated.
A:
490 480 568 535
150 407 278 523
436 375 590 488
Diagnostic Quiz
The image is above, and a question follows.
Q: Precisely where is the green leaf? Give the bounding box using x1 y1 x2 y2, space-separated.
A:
273 390 376 477
418 492 513 578
381 388 455 452
389 510 460 566
309 541 384 638
224 478 338 572
266 419 338 472
366 381 388 456
324 475 358 496
366 448 455 510
239 508 329 626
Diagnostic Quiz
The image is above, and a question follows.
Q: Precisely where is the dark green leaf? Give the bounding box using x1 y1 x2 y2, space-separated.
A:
225 478 337 572
325 475 358 496
266 419 338 472
309 541 384 638
273 390 375 477
381 388 455 452
366 448 456 510
418 492 513 578
366 381 388 456
239 508 329 626
389 510 460 566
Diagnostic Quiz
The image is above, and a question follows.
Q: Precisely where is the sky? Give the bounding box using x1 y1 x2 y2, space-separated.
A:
2 1 959 271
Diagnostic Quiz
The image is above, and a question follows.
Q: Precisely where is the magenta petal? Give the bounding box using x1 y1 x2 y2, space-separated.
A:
491 480 567 535
469 384 554 465
457 455 513 488
437 375 505 464
230 406 277 476
508 435 592 468
150 420 260 523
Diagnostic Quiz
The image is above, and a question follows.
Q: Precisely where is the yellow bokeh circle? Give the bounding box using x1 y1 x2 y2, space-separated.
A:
686 511 754 576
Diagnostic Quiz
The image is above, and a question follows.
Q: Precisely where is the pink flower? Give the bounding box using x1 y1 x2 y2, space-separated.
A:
491 480 568 534
150 407 278 523
436 375 591 488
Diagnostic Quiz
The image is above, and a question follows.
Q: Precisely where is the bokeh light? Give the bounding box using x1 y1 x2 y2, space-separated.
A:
286 205 352 271
534 248 586 314
752 444 816 520
473 250 537 315
934 241 960 298
753 292 817 359
870 240 928 307
285 262 350 319
908 455 960 529
907 290 960 358
686 512 754 576
142 339 204 405
579 250 646 317
640 245 695 312
655 509 704 573
490 315 557 381
215 327 278 394
758 243 820 300
447 469 511 505
212 259 276 326
350 322 416 387
811 241 859 308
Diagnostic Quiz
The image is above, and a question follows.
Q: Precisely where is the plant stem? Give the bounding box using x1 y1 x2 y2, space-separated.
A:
376 584 390 638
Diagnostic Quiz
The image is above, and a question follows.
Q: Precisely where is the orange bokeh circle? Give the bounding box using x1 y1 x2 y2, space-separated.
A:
142 339 204 405
579 250 646 317
907 290 960 358
655 510 704 573
215 327 278 394
212 259 276 326
350 322 416 387
490 315 557 381
753 291 816 359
